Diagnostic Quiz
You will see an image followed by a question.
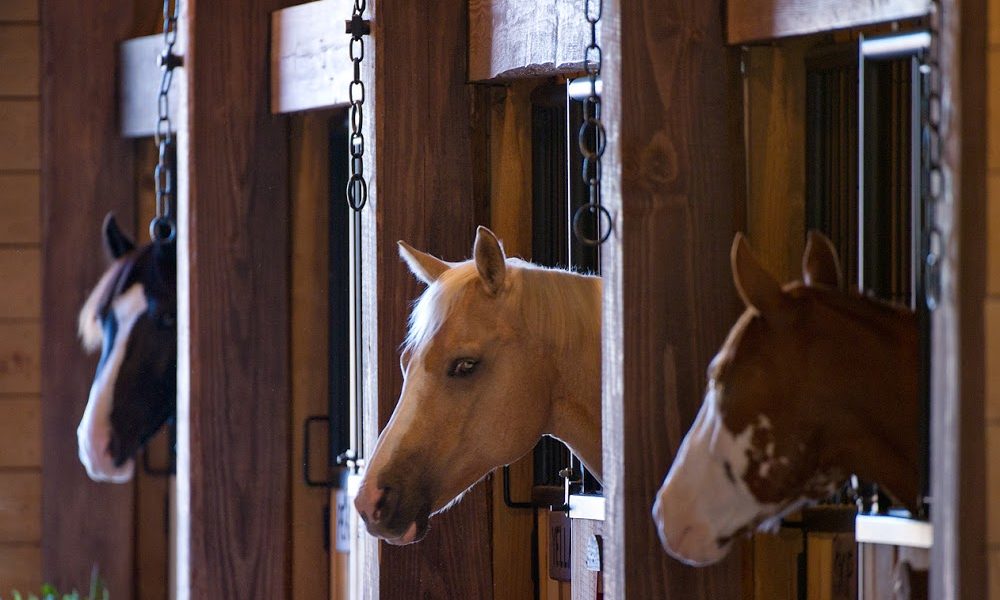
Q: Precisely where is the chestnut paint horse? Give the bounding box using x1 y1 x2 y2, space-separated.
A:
76 214 176 482
354 227 602 544
654 232 919 566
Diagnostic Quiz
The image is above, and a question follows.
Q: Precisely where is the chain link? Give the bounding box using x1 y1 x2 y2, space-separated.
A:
346 0 370 212
922 1 943 311
151 0 181 242
573 0 612 246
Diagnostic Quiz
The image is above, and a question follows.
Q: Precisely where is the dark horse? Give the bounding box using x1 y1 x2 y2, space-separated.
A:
77 214 176 482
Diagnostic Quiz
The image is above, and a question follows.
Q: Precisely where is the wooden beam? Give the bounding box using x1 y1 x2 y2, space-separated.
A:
601 0 746 597
930 0 989 597
178 0 291 596
727 0 930 44
120 34 183 138
40 0 137 595
270 0 353 114
468 0 588 82
361 0 493 596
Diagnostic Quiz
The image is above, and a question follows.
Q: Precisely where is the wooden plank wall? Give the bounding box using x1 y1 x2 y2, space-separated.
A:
365 0 494 596
180 0 292 596
39 0 139 595
933 0 988 597
0 5 42 592
727 0 930 44
601 0 747 597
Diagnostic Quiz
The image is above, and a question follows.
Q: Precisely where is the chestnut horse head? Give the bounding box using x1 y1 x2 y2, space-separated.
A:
77 214 176 482
354 227 602 544
654 231 919 566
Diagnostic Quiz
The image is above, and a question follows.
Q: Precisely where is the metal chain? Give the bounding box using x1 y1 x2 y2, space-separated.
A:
346 0 370 212
573 0 612 246
922 1 944 311
151 0 181 242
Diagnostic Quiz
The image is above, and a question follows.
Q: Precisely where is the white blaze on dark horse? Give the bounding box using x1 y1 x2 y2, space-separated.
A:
354 227 602 544
76 214 177 483
654 232 919 566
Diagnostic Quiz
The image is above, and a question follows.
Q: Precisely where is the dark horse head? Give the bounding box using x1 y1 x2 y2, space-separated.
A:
77 213 176 482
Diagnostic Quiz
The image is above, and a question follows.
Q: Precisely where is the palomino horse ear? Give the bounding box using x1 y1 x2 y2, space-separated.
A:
103 212 135 260
474 226 506 295
398 240 450 285
731 233 785 316
802 230 843 290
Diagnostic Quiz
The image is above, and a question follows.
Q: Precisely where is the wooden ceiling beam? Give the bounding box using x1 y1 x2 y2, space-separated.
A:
727 0 931 44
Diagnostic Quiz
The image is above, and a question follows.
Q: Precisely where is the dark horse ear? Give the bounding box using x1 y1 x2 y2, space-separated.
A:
731 233 787 317
103 212 135 260
802 230 843 290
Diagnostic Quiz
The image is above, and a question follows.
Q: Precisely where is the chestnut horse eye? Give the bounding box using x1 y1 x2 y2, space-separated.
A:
448 358 478 377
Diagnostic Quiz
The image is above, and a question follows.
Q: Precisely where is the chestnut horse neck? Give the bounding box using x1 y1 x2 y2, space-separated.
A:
793 284 920 506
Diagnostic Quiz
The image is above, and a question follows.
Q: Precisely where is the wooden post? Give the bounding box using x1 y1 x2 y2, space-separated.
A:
40 1 137 595
600 0 747 598
359 0 494 596
177 0 291 596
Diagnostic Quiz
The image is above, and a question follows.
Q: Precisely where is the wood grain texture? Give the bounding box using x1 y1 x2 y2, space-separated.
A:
0 397 41 467
745 43 809 283
601 0 746 597
40 1 137 594
931 0 989 597
989 424 1000 548
270 0 353 114
988 172 1000 296
120 35 183 138
181 0 291 597
0 472 41 541
468 0 588 81
367 0 493 596
289 112 331 600
0 25 38 96
0 174 40 244
571 519 604 600
987 300 1000 423
134 434 171 600
0 101 38 170
727 0 930 44
0 322 39 394
0 248 40 318
0 0 36 22
0 545 41 592
752 530 802 600
989 49 1000 171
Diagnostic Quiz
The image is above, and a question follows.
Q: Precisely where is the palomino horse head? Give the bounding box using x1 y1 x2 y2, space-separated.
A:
654 231 919 566
355 227 602 544
76 214 177 483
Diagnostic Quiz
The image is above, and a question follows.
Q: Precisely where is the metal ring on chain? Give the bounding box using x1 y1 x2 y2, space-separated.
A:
572 203 612 247
347 176 368 211
149 216 177 243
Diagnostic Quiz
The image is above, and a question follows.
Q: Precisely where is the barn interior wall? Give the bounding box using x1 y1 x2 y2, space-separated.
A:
987 0 1000 595
0 0 42 593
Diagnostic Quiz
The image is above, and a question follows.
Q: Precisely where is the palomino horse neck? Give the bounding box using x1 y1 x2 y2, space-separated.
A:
354 227 601 544
655 231 919 566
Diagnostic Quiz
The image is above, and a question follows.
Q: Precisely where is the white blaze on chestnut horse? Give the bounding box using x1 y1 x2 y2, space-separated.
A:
654 232 919 566
355 227 602 544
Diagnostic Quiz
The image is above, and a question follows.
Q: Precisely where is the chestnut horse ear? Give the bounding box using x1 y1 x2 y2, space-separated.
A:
398 240 450 285
103 212 135 260
474 226 506 295
731 233 785 316
802 230 843 290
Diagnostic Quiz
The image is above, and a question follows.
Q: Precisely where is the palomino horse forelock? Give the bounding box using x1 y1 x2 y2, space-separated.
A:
654 231 919 566
354 226 602 544
77 213 177 483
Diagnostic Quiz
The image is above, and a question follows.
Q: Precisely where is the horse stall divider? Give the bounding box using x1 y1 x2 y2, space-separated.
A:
40 0 138 595
600 0 747 598
178 0 292 596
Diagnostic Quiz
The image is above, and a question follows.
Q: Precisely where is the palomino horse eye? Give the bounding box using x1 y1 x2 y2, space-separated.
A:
448 358 478 377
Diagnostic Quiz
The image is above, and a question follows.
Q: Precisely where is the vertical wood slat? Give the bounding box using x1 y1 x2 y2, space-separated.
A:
601 0 746 598
366 0 493 596
179 0 291 597
932 0 989 597
40 0 136 594
0 174 40 244
0 398 41 467
0 24 39 95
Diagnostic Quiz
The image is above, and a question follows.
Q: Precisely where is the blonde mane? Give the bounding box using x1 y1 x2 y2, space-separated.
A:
78 260 125 352
404 258 601 354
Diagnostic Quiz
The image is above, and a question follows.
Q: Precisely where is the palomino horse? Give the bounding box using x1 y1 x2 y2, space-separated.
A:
354 227 602 544
76 214 177 482
654 232 919 566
